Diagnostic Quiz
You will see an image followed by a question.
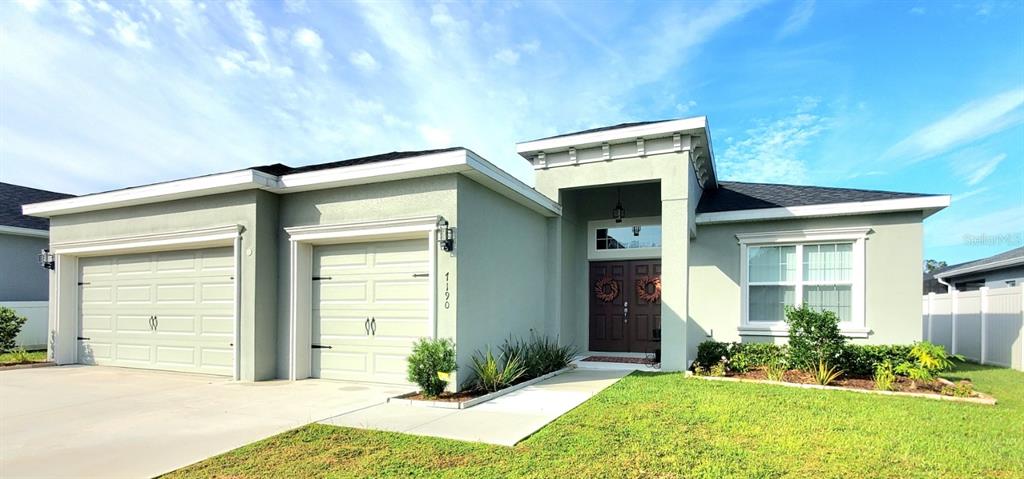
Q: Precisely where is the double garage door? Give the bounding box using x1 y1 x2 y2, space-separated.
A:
76 239 430 384
78 247 235 376
311 239 431 385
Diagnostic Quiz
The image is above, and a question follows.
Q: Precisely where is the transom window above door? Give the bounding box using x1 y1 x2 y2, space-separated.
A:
737 227 870 337
588 217 661 260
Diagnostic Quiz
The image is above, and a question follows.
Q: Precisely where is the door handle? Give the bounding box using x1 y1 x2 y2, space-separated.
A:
149 316 155 330
365 318 370 335
623 301 629 324
153 315 158 330
370 317 376 335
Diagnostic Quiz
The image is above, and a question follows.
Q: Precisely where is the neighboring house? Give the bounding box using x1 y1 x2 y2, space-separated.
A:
926 246 1024 293
23 117 949 387
0 182 74 349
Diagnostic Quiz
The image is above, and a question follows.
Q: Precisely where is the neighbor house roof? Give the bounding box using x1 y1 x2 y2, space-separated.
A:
22 148 561 218
695 181 949 224
934 246 1024 280
0 182 74 232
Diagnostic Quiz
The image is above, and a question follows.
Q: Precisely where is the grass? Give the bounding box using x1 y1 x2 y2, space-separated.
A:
0 349 47 366
165 361 1024 478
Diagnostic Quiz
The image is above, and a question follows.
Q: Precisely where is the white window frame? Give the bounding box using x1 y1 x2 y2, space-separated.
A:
587 216 662 260
737 227 870 338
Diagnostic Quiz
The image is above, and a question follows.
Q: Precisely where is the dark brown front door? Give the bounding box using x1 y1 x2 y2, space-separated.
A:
588 260 662 354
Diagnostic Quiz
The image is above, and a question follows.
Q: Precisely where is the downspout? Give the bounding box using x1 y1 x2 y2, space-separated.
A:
936 275 955 294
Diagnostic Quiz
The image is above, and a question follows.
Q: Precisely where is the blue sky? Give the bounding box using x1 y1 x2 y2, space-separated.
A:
1 0 1021 265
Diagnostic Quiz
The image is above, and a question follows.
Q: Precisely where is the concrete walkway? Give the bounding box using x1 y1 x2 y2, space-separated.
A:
320 367 631 446
1 366 406 479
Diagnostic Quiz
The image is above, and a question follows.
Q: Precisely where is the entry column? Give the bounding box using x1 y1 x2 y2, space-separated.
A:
660 173 689 371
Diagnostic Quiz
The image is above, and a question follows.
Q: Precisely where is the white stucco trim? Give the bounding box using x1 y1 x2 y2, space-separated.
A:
51 225 244 256
286 215 439 381
48 225 244 380
0 225 49 238
697 195 951 225
23 171 278 217
516 117 708 154
738 227 869 338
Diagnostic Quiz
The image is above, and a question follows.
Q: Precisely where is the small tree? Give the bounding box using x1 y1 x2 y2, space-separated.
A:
406 338 457 398
0 306 28 353
784 304 847 371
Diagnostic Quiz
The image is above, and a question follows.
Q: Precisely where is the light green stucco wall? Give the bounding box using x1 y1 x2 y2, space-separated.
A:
453 176 550 389
535 152 695 370
688 211 925 359
47 190 275 380
275 175 459 379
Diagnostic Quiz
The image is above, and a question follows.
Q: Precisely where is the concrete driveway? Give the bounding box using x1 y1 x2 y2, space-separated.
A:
1 365 408 478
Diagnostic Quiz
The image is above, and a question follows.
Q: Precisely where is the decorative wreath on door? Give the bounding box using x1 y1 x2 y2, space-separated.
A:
593 276 620 302
635 276 661 303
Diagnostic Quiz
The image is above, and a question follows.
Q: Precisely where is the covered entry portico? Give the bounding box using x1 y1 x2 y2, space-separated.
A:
519 117 717 371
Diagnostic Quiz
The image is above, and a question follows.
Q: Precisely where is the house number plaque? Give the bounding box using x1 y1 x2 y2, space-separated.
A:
443 272 451 309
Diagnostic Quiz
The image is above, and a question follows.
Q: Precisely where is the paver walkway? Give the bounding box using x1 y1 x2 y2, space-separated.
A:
320 367 631 446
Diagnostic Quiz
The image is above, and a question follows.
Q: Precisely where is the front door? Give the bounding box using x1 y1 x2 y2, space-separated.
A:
588 260 662 354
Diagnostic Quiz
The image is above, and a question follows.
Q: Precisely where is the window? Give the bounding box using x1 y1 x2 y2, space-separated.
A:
738 228 868 336
595 225 662 250
588 217 661 260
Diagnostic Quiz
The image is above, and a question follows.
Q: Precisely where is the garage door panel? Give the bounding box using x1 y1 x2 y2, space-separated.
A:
78 247 234 376
311 239 428 385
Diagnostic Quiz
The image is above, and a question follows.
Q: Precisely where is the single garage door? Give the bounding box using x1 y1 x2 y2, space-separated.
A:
312 239 430 384
78 247 235 376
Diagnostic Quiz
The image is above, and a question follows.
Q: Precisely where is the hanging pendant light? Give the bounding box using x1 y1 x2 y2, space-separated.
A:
613 187 625 223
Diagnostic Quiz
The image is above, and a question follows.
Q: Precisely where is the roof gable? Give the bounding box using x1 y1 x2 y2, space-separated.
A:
697 181 941 213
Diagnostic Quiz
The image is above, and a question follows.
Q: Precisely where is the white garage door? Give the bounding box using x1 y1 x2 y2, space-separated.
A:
78 247 235 376
312 239 431 384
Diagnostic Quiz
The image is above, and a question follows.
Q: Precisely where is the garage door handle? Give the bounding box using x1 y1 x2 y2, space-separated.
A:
311 344 332 349
364 318 370 335
77 336 91 341
370 317 376 335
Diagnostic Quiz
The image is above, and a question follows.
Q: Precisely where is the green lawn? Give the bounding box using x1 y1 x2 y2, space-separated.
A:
166 362 1024 478
0 349 47 366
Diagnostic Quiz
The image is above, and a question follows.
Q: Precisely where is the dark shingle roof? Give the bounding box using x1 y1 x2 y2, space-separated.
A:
525 120 673 143
934 246 1024 278
697 181 941 214
276 147 464 175
0 182 74 230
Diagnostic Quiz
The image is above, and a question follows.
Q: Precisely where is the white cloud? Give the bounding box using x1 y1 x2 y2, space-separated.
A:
884 88 1024 164
676 100 697 114
909 6 926 15
951 187 990 204
348 49 379 72
292 28 323 55
418 124 452 147
64 0 96 35
925 204 1024 248
15 0 44 13
717 99 829 183
283 0 308 14
107 8 153 49
777 0 814 39
956 152 1007 186
494 48 519 65
520 40 540 53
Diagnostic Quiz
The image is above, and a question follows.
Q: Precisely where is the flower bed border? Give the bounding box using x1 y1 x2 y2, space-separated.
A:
389 365 577 410
0 361 56 371
688 373 997 405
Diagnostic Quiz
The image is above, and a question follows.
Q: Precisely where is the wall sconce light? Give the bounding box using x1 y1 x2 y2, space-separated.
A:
437 217 454 252
632 225 642 236
612 187 625 223
39 249 55 270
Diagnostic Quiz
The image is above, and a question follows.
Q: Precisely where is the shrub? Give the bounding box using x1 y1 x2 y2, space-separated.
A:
840 344 913 377
785 305 847 370
406 338 457 398
896 341 960 382
709 360 727 377
729 352 752 373
694 341 787 372
812 359 843 386
695 340 729 370
470 348 526 392
501 334 577 378
0 307 28 353
873 360 896 391
941 380 974 398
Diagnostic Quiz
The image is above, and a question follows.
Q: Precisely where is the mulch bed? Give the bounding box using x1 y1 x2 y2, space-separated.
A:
401 390 484 402
727 368 971 396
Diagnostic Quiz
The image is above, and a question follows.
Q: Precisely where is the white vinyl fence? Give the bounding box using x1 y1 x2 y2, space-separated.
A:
923 286 1023 371
1 301 49 350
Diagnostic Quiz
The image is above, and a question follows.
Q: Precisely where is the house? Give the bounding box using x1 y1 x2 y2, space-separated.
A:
22 117 950 387
1 182 74 349
925 246 1024 293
